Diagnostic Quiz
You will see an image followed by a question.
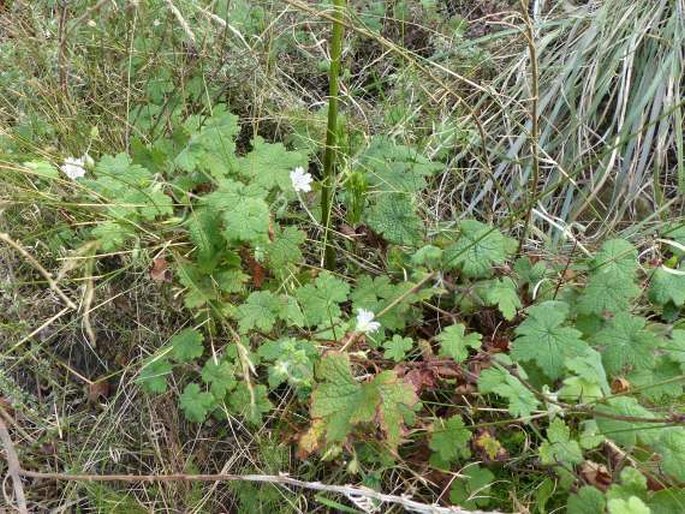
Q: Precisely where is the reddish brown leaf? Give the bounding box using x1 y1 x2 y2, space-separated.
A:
88 380 110 403
580 461 613 491
240 248 266 288
404 368 437 394
611 377 631 394
150 256 170 282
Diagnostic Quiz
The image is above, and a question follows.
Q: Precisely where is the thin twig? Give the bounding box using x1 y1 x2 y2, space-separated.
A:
0 415 28 514
57 0 69 97
0 233 77 310
17 468 502 514
164 0 197 49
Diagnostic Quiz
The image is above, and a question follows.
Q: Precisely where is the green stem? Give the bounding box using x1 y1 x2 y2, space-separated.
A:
321 0 345 271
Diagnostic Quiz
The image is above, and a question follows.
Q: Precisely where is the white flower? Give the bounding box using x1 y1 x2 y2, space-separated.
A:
290 166 313 193
355 309 381 334
60 156 90 180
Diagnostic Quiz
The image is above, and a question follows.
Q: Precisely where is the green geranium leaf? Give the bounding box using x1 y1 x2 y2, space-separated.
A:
365 193 423 246
138 357 172 394
444 220 516 278
590 313 657 376
201 359 236 398
449 465 494 509
171 328 204 363
649 266 685 307
303 352 418 454
478 277 522 320
567 487 606 514
222 196 270 244
237 291 281 333
429 414 471 466
511 301 588 380
478 363 539 418
296 272 350 327
607 497 650 514
656 429 685 481
237 136 308 192
577 239 640 315
383 335 414 362
228 383 273 427
539 419 583 466
179 383 215 422
436 323 482 363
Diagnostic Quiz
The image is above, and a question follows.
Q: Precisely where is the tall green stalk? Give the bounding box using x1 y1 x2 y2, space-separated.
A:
320 0 345 271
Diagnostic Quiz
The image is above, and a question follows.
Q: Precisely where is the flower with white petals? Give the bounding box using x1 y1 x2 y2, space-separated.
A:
60 156 91 180
355 308 381 334
290 166 313 193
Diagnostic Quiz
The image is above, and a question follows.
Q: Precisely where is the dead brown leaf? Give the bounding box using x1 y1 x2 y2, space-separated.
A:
150 256 170 282
579 460 613 491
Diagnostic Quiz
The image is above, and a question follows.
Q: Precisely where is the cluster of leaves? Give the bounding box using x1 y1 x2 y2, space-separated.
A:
18 100 685 513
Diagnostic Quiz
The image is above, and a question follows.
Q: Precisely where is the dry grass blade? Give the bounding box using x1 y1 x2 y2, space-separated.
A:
466 0 685 235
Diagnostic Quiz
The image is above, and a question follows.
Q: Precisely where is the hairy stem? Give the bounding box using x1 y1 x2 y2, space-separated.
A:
320 0 345 270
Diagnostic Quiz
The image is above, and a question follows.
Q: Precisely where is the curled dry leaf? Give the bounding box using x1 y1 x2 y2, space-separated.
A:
579 460 613 491
610 377 631 394
87 380 111 403
150 256 170 282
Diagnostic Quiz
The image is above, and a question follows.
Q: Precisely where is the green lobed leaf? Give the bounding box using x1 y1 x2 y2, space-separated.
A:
365 193 423 246
186 207 224 267
358 137 442 193
444 220 517 278
627 357 683 401
179 383 215 422
138 358 172 394
567 486 606 514
607 497 651 514
92 221 134 251
590 313 657 376
170 328 204 363
222 196 270 244
649 266 685 307
428 414 471 466
295 272 350 327
306 352 418 452
236 291 281 333
228 383 273 427
383 335 414 362
511 301 588 380
449 465 494 509
436 323 482 363
351 275 421 332
237 136 308 192
539 418 583 466
266 225 305 273
577 239 640 316
607 467 648 504
594 397 662 447
656 429 685 481
201 358 236 398
175 105 239 177
477 277 522 320
477 362 540 418
372 370 419 450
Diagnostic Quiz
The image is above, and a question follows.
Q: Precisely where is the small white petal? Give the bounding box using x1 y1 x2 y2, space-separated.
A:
290 166 313 193
60 157 87 180
355 308 381 334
